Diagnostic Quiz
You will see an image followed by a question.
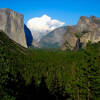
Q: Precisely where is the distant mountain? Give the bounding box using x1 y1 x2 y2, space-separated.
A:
39 26 67 48
61 26 77 50
0 8 27 48
26 14 65 42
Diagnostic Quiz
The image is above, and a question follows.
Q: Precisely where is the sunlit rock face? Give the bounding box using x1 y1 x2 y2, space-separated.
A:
62 16 100 50
77 16 100 47
76 16 100 32
0 8 27 47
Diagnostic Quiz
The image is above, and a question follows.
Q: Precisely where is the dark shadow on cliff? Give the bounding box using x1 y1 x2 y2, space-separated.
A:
24 24 33 47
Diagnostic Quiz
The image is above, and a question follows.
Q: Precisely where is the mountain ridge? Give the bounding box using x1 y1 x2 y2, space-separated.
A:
39 26 67 48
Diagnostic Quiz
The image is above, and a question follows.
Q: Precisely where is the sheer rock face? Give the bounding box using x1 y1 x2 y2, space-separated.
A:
62 16 100 50
0 8 27 47
78 16 100 47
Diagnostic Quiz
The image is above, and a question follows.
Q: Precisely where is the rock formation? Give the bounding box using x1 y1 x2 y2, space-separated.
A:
62 16 100 50
77 16 100 47
0 8 27 47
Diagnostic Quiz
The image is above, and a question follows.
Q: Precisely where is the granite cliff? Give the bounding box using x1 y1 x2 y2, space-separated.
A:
62 16 100 50
0 8 27 47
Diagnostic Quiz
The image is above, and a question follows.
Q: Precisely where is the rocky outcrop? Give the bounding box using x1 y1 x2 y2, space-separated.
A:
78 16 100 47
0 8 27 47
62 16 100 50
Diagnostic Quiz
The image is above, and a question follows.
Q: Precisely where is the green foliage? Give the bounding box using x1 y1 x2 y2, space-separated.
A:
0 31 100 100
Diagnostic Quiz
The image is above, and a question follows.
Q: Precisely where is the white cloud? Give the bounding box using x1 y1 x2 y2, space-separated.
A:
26 15 65 41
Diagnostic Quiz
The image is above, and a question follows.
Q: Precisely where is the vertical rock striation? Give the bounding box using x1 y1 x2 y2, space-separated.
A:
0 8 27 47
62 16 100 50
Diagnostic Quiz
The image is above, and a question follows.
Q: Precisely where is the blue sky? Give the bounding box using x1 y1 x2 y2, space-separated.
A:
0 0 100 25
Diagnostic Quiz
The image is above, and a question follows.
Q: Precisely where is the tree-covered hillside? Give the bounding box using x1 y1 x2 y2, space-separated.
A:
0 31 100 100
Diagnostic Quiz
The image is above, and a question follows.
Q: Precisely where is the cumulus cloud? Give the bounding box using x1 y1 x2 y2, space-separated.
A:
26 15 65 41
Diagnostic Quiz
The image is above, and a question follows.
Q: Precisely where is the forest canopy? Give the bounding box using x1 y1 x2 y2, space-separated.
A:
0 31 100 100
